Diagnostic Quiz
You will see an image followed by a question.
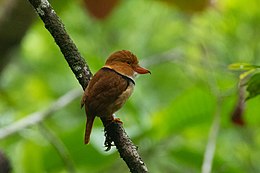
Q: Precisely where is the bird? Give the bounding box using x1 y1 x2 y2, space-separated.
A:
81 50 150 144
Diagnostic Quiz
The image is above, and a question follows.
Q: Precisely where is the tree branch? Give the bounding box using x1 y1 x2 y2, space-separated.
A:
200 43 221 173
0 89 81 139
27 0 148 172
28 0 92 89
201 99 221 173
104 122 148 173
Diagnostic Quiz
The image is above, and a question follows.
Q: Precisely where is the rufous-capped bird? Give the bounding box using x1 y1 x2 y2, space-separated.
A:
81 50 150 144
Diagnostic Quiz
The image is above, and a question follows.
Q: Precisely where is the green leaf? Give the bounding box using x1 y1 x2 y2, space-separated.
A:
228 63 260 71
246 73 260 100
239 69 256 80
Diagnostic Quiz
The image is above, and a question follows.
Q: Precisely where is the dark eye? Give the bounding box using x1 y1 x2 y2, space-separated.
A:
126 61 131 65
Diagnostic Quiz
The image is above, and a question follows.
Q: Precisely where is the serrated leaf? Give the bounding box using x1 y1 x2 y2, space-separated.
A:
228 63 260 71
246 73 260 100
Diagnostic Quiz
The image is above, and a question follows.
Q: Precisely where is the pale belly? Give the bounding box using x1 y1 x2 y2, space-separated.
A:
107 82 134 115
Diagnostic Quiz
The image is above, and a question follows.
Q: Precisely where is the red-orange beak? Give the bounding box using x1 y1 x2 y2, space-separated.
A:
133 65 151 74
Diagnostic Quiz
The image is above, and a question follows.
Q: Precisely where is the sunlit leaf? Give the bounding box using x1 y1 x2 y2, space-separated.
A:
239 69 256 80
228 63 260 71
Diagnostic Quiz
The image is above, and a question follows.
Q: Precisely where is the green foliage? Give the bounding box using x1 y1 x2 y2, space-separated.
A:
228 63 260 71
229 63 260 100
1 0 260 172
246 73 260 100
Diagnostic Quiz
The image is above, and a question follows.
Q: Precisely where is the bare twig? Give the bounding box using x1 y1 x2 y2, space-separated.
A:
200 44 222 173
39 123 76 173
27 0 149 172
0 89 81 139
201 99 221 173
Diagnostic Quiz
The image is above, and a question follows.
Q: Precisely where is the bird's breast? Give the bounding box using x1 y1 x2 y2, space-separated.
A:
110 80 134 113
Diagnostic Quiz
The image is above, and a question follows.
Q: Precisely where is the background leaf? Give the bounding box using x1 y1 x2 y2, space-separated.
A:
228 63 259 71
246 73 260 100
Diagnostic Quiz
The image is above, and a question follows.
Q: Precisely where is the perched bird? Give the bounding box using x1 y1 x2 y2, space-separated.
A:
81 50 150 144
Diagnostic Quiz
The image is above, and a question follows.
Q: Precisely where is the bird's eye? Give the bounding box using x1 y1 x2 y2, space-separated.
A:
126 61 131 65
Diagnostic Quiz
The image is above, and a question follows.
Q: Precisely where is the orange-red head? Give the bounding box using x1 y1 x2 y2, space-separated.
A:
104 50 150 78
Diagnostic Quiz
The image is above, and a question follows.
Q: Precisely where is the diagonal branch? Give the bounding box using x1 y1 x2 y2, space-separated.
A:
27 0 92 89
200 43 222 173
27 0 148 172
201 98 221 173
0 89 81 139
104 122 148 173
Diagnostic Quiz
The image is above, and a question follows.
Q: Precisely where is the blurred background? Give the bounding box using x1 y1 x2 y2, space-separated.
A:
0 0 260 172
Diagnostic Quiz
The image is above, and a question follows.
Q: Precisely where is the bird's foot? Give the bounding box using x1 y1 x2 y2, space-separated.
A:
101 115 123 128
112 114 123 124
113 117 123 124
102 115 123 151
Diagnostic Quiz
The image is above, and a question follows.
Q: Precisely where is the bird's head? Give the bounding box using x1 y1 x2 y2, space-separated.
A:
104 50 150 79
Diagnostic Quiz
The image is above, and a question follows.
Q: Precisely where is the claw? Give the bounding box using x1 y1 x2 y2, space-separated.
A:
113 117 123 124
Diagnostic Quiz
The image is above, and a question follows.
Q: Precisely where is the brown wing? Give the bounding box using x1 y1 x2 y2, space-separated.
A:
84 68 130 117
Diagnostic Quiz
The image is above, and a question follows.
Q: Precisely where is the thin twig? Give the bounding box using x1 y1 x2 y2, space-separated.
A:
39 123 76 173
201 99 221 173
200 43 222 173
0 89 81 139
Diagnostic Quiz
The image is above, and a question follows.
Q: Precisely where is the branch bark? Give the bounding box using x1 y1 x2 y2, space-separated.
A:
27 0 148 172
104 122 148 173
28 0 92 89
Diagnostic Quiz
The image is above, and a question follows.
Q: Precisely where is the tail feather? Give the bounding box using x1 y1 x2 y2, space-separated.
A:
84 115 95 144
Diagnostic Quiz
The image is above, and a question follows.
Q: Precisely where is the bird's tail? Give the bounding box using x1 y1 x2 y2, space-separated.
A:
84 115 95 144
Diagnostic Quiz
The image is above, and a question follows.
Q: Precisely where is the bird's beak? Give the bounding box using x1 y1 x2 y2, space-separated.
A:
133 65 151 74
